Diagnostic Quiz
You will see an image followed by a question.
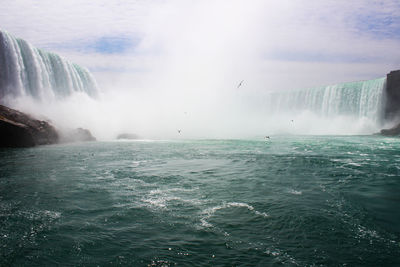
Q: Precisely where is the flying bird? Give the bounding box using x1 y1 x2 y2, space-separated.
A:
177 129 182 134
237 80 244 88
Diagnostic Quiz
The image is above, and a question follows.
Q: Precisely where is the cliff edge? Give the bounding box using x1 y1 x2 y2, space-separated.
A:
384 70 400 121
0 105 59 147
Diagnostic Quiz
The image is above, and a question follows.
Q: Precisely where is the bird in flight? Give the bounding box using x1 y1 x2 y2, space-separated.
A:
237 80 244 88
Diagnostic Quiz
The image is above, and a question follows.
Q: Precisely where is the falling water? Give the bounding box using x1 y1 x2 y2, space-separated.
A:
265 78 386 123
0 30 97 102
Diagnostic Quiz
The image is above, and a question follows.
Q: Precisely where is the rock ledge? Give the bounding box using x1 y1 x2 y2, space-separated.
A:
0 105 59 147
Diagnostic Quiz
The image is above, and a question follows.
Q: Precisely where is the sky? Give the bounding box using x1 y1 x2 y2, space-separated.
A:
1 0 400 138
1 0 400 90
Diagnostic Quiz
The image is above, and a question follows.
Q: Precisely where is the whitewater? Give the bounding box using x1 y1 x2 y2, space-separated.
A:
0 30 97 101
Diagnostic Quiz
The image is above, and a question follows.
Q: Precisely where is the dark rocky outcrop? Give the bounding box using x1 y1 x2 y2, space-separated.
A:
60 128 96 143
380 123 400 136
0 105 58 147
384 70 400 121
380 70 400 136
117 133 139 140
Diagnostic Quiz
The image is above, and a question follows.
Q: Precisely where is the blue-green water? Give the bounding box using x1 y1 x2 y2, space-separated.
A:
1 136 400 266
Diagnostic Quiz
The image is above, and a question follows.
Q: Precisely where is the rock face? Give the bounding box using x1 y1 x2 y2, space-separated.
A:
0 105 58 147
60 128 96 143
384 70 400 121
380 70 400 136
380 123 400 136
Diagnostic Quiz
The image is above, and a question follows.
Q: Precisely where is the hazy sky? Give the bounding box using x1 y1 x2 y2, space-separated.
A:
1 1 400 138
1 0 400 92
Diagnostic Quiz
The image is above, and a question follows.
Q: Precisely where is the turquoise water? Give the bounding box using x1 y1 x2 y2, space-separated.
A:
1 136 400 266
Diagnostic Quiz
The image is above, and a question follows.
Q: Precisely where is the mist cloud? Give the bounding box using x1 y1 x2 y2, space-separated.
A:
1 1 400 138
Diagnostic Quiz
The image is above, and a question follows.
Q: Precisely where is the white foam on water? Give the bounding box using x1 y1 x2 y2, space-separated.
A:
42 210 62 220
199 202 269 228
140 187 203 210
289 189 303 195
264 247 300 266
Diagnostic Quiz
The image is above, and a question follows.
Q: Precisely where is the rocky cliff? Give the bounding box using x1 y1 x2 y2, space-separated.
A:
384 70 400 121
379 70 400 136
0 105 59 147
60 128 96 143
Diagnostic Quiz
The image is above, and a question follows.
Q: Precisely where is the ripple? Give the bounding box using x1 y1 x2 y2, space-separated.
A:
199 202 269 228
288 189 302 195
140 187 203 210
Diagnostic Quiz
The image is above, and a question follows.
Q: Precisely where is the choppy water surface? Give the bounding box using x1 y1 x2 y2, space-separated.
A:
1 136 400 266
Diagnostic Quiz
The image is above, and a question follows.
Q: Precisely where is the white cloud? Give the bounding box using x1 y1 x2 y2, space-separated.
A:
1 0 399 90
0 0 148 44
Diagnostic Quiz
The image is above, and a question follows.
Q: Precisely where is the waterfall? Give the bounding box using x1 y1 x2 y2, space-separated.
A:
0 30 97 102
265 78 386 123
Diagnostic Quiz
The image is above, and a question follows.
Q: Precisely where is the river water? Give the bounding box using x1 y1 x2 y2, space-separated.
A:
1 136 399 266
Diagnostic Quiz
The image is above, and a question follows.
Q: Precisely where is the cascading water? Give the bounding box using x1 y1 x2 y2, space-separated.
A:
250 78 388 135
266 78 386 123
0 30 391 137
0 30 97 102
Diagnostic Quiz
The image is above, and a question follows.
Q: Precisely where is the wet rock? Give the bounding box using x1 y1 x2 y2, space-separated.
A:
380 123 400 136
60 128 96 143
0 105 58 147
384 70 400 121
